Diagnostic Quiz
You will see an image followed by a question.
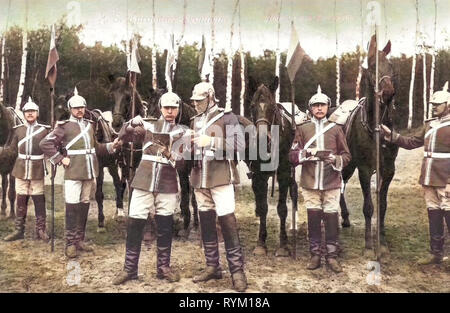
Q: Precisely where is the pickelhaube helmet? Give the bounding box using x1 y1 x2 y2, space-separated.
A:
67 87 87 109
430 82 450 105
22 97 39 112
159 92 181 108
308 85 331 107
190 81 219 102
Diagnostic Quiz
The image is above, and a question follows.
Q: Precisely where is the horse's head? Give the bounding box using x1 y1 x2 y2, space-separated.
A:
367 35 395 107
146 87 166 118
249 78 280 146
109 75 145 132
54 95 70 122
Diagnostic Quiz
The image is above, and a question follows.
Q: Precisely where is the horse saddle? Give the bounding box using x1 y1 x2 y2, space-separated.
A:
277 102 308 126
329 98 366 140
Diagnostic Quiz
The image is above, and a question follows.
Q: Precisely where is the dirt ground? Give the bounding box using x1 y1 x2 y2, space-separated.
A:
0 146 449 293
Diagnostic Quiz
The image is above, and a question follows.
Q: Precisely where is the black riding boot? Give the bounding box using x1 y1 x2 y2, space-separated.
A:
65 203 78 258
156 214 180 282
192 210 222 283
32 195 49 242
4 195 28 241
76 202 93 252
324 212 342 273
306 209 322 270
218 213 247 292
418 208 444 265
112 217 147 285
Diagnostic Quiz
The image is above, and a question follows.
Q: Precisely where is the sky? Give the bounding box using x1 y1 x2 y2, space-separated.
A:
0 0 449 60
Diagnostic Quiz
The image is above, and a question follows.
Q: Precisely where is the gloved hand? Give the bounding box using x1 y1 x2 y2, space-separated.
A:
324 153 337 165
380 124 392 141
445 183 450 198
112 138 123 150
130 115 144 127
306 148 317 158
193 134 213 148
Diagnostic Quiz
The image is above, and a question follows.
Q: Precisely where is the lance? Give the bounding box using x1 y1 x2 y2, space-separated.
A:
290 83 297 260
127 70 136 213
50 87 56 252
374 26 381 261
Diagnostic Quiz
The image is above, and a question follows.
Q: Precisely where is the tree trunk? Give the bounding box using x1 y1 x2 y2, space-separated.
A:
15 30 27 110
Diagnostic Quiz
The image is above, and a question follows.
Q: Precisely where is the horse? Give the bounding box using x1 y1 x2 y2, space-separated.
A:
339 35 397 253
54 95 125 231
245 77 303 256
0 103 24 219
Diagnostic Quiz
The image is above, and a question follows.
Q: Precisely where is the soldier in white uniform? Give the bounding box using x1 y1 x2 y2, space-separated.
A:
189 82 247 292
40 88 118 258
2 98 51 242
381 82 450 265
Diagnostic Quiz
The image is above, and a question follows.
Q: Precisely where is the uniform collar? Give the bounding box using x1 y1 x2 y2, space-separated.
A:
26 120 38 128
311 116 327 124
70 115 84 123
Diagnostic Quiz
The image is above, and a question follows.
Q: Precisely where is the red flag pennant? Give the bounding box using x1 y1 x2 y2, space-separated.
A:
45 25 59 88
286 23 306 83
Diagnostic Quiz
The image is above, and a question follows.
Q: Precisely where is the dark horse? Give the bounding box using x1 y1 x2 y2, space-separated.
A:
54 96 124 231
0 103 23 219
339 35 397 253
109 76 199 235
245 78 301 256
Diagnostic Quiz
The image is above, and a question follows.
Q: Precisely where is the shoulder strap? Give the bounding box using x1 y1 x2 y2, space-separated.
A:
17 126 47 149
198 111 224 134
65 123 92 150
303 122 336 151
424 121 450 139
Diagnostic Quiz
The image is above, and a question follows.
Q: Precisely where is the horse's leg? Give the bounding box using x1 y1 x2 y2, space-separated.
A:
1 173 7 217
340 162 357 228
108 163 124 216
178 169 191 236
275 168 291 257
191 187 199 228
252 171 269 255
358 166 374 250
96 166 105 230
8 175 15 218
379 159 395 253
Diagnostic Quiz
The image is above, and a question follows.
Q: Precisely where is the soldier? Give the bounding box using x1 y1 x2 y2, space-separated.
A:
189 82 247 292
39 88 119 258
289 86 351 273
112 92 187 285
2 97 51 242
381 82 450 265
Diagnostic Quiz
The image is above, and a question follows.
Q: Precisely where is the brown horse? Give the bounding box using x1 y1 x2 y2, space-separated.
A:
245 77 301 256
339 35 397 253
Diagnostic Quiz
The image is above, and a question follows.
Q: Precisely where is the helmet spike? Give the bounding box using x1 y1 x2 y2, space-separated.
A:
443 81 449 92
317 85 322 94
28 96 32 103
74 87 79 96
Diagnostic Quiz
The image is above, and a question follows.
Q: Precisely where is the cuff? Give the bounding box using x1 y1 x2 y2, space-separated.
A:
106 142 114 154
298 150 307 163
49 152 63 166
331 155 343 172
388 131 400 143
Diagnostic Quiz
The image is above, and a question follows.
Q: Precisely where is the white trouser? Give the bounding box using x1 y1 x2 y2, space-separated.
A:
16 178 44 196
423 185 450 211
64 179 95 204
302 188 341 213
194 184 235 217
129 188 179 220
